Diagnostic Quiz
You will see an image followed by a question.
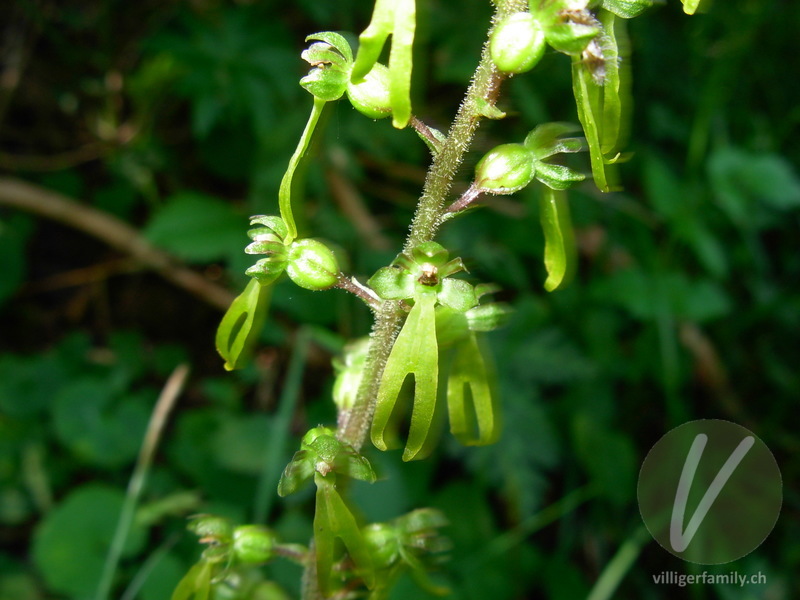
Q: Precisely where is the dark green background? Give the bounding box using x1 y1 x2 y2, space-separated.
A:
0 0 797 598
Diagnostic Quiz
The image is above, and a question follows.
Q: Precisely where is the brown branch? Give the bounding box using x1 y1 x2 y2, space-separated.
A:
0 142 114 171
0 176 235 311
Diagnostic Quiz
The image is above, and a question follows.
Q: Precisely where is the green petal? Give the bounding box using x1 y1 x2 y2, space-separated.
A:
302 44 350 70
306 32 354 63
534 162 586 190
539 188 577 292
215 278 271 371
681 0 702 15
438 278 477 312
335 447 377 483
446 333 499 446
171 560 212 600
277 449 315 497
351 0 415 129
352 0 394 79
388 0 415 128
314 475 375 594
371 292 439 461
601 0 653 19
368 266 415 300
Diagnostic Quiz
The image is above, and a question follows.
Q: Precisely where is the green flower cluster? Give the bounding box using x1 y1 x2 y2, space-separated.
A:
367 242 510 461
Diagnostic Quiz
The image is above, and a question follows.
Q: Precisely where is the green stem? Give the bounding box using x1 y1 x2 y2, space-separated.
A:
281 97 329 243
586 526 650 600
305 3 527 598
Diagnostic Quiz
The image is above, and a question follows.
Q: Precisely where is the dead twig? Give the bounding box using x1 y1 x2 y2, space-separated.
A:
0 176 234 311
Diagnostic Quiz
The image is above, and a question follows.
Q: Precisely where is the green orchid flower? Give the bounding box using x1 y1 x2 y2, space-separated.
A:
368 243 478 461
277 427 377 594
363 508 450 599
278 426 376 497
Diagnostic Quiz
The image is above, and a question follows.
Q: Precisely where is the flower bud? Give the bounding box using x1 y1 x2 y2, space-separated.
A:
333 338 369 411
474 143 536 194
362 523 401 570
232 525 278 564
286 239 340 290
346 63 392 119
490 12 546 74
187 514 233 543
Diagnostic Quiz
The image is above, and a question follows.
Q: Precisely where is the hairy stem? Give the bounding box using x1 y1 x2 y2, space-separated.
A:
336 0 526 451
308 2 527 598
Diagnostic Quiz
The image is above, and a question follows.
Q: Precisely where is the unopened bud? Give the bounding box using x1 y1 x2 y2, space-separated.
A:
474 143 536 194
490 12 546 74
286 239 340 290
232 525 278 564
188 514 233 542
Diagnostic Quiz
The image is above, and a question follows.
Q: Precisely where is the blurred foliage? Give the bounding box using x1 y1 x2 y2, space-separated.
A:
0 0 798 599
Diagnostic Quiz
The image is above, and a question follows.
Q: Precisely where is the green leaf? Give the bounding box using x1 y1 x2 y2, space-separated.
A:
215 278 271 371
372 292 439 461
32 485 147 599
144 192 244 263
573 415 636 506
279 97 329 243
52 379 149 467
212 414 272 474
708 147 800 225
314 475 375 595
539 188 577 291
524 122 583 159
446 333 499 446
